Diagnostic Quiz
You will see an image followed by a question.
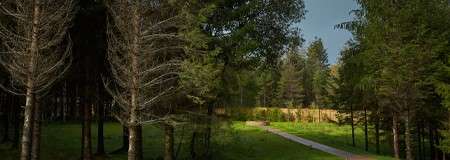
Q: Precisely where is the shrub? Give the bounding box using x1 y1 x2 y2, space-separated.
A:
267 108 284 122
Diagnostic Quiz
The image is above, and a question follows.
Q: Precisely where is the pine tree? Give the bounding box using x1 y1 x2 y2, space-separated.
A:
337 0 450 158
305 38 330 106
0 1 75 159
277 48 306 107
105 1 192 159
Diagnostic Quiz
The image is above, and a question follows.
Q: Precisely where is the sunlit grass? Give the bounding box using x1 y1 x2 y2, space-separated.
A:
271 122 395 160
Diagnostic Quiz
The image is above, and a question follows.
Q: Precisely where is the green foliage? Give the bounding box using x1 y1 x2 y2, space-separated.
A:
276 48 306 107
267 108 284 122
441 127 450 153
304 38 331 106
180 53 223 105
256 70 280 107
205 0 307 106
206 0 305 67
179 0 223 105
336 0 450 156
433 35 450 109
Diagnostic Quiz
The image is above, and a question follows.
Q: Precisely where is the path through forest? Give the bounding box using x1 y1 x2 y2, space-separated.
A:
248 123 373 160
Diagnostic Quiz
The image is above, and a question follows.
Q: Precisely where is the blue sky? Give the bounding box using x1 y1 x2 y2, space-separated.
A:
299 0 359 64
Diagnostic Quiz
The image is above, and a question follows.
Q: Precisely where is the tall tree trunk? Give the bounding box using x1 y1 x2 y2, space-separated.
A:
2 95 10 143
205 103 213 159
318 107 321 123
128 125 140 160
96 87 105 155
81 95 92 160
62 83 67 122
430 123 436 160
421 121 426 160
163 123 174 160
12 97 20 148
434 129 441 160
111 125 129 154
405 110 413 160
364 106 368 152
417 122 422 160
239 81 243 106
123 126 129 150
392 113 400 159
31 100 41 160
128 4 142 160
21 0 40 159
350 104 355 147
20 92 35 160
190 132 197 160
51 96 57 120
375 116 380 154
137 125 143 160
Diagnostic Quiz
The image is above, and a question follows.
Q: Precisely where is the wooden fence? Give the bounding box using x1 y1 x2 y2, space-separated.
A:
215 107 338 123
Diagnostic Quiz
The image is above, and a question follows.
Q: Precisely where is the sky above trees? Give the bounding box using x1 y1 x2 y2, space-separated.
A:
299 0 358 64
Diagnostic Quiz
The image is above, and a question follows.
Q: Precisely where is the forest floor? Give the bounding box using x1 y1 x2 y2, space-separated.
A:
0 122 342 160
270 122 396 160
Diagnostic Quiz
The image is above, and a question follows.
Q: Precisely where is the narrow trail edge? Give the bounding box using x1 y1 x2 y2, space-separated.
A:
248 123 373 160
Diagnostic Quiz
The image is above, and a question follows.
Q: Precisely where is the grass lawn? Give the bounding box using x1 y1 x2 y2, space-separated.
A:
0 122 342 160
271 122 395 160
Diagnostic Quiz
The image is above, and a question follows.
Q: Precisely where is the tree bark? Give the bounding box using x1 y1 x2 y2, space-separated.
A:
434 129 441 160
81 97 92 160
21 91 35 160
405 111 413 160
190 131 197 160
392 113 400 159
163 123 174 160
137 125 143 160
128 3 142 160
430 123 435 160
123 126 129 150
2 95 10 143
205 103 213 159
111 125 129 154
31 100 41 160
375 116 380 154
420 121 425 160
318 107 321 123
62 83 67 122
12 97 20 148
350 104 355 147
20 0 40 159
364 106 368 152
96 89 105 155
417 122 422 160
128 125 141 160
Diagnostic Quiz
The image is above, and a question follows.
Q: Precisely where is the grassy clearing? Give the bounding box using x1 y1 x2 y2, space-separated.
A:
271 122 395 160
0 122 341 160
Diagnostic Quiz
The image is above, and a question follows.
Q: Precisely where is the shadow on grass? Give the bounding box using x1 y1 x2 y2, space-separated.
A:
0 122 342 160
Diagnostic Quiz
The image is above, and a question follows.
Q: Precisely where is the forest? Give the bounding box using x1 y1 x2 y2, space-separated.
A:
0 0 449 160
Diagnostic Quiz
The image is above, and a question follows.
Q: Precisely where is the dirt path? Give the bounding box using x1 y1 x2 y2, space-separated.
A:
249 124 373 160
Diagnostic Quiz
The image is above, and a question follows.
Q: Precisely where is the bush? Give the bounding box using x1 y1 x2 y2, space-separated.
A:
295 109 302 122
253 109 264 121
267 108 284 122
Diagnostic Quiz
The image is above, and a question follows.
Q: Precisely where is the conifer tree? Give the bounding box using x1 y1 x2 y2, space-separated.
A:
0 1 75 159
277 47 306 107
305 38 330 106
105 0 188 159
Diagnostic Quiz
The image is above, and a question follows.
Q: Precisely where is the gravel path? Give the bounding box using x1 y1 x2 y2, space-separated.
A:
249 124 373 160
